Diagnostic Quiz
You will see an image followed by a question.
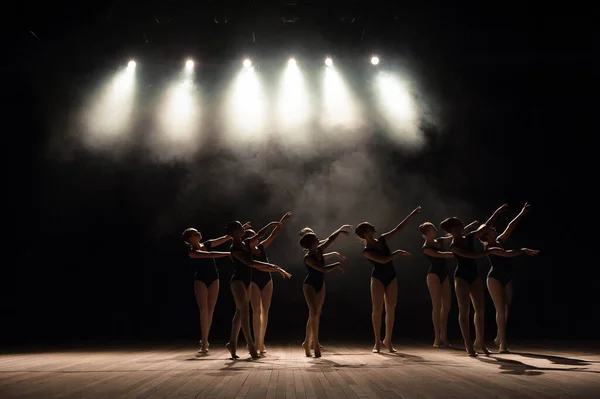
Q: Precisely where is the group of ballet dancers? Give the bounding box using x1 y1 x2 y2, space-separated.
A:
182 202 539 359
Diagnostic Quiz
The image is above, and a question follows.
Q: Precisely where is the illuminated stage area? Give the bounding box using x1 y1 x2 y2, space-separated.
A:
1 343 599 398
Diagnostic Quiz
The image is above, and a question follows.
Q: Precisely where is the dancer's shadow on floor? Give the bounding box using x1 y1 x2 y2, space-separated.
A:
478 356 600 376
307 358 366 370
510 351 600 366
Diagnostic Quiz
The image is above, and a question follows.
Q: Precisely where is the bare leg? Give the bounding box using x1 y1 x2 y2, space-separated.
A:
487 277 507 352
440 278 452 346
313 285 326 357
227 281 258 359
382 278 398 353
194 281 209 353
370 277 385 352
426 274 442 347
505 281 513 323
249 282 262 353
259 280 273 353
455 277 476 356
302 284 319 357
471 279 489 355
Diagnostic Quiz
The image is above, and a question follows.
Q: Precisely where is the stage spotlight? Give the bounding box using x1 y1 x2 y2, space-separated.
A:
185 59 194 69
325 57 333 67
288 58 296 66
371 56 379 65
127 60 136 69
243 59 252 68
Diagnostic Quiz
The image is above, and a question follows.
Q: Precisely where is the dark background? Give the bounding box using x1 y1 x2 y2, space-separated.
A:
5 1 593 346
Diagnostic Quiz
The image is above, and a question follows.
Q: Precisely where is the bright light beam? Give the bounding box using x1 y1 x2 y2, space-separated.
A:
153 73 201 159
277 60 309 129
322 67 361 131
224 67 267 143
82 65 136 148
375 72 422 147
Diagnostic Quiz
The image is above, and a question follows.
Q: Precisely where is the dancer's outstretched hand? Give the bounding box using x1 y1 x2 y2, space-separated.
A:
498 203 509 212
522 202 531 213
523 248 539 256
242 221 252 229
411 206 422 214
339 265 345 274
278 268 292 279
280 211 292 223
337 253 346 261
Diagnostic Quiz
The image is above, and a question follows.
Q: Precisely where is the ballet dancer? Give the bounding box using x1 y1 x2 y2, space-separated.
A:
225 221 291 359
245 211 293 354
300 225 350 357
419 220 479 348
441 216 505 356
355 206 421 353
479 202 539 353
182 227 241 354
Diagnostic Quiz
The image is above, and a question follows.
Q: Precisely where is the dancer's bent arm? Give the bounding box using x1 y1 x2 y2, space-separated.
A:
305 257 343 273
231 248 292 278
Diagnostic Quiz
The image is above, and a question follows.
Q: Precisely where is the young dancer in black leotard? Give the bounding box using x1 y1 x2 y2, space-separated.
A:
355 206 420 353
182 227 240 354
244 211 292 354
225 221 292 359
299 225 350 357
419 220 479 348
478 203 539 353
441 217 505 356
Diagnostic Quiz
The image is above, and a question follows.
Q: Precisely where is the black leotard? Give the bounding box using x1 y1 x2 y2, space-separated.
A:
304 248 325 293
487 239 513 286
230 243 252 287
364 236 397 288
450 232 479 285
191 241 219 287
251 244 272 291
423 240 448 283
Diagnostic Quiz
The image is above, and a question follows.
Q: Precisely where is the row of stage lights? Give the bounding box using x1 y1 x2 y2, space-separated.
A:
125 56 380 69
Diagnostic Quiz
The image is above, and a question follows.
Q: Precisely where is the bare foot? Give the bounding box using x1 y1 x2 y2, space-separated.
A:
259 346 267 354
493 337 500 347
314 348 322 358
474 341 490 355
373 341 381 353
442 340 451 347
226 341 239 359
433 339 441 348
465 343 477 357
382 339 397 353
302 341 311 357
498 343 509 353
310 342 324 350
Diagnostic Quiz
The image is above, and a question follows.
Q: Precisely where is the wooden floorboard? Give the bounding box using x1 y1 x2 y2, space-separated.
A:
1 342 599 398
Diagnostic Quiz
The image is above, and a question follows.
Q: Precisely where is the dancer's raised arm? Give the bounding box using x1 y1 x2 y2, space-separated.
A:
246 221 279 244
485 204 509 228
497 203 530 242
380 206 421 241
260 211 292 248
318 224 352 250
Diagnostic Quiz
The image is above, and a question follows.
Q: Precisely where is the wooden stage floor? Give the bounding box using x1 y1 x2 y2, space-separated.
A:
1 342 599 398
